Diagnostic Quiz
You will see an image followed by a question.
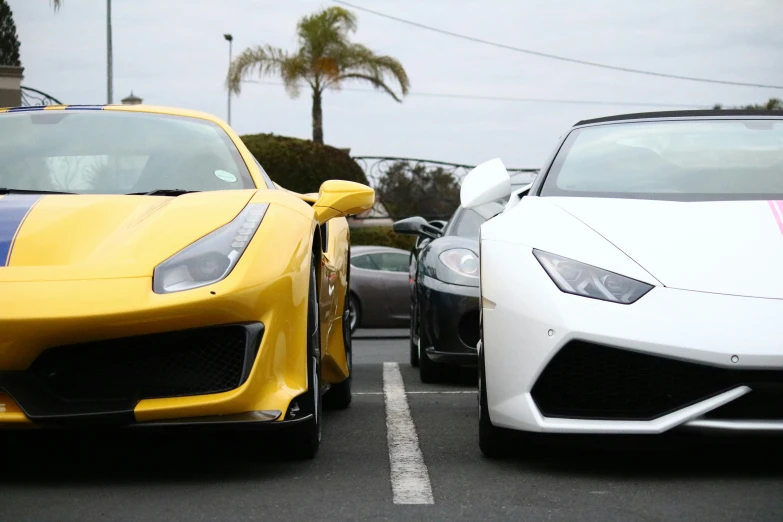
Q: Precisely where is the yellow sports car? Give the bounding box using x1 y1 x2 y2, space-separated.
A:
0 104 374 458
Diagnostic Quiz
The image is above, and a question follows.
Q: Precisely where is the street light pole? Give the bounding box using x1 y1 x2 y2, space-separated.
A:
224 33 233 125
107 0 113 104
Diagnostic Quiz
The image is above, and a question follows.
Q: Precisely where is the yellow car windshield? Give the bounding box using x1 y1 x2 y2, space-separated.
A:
0 110 256 194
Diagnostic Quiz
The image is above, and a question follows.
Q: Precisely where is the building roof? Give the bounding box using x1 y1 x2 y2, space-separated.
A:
121 91 143 104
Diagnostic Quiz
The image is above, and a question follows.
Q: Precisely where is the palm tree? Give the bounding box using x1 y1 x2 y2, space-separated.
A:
227 6 409 144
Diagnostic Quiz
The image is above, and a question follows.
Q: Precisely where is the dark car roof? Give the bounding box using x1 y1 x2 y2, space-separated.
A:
351 245 409 256
575 109 783 127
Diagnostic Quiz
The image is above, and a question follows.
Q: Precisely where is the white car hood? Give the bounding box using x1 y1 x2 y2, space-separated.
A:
549 197 783 299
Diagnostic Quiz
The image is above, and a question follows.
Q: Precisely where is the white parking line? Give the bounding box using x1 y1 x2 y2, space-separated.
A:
383 362 435 505
356 391 475 395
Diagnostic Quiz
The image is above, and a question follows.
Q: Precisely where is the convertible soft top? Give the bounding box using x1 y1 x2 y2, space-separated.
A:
575 109 783 127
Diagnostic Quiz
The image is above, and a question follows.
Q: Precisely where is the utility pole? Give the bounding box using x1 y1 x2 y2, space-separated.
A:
224 33 233 125
107 0 113 104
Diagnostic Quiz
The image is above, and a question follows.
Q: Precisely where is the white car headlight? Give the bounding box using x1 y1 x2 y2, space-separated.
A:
439 248 479 279
533 249 652 304
153 203 269 294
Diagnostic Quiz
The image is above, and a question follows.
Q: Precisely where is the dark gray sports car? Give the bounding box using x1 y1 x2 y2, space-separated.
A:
347 245 411 332
393 172 538 382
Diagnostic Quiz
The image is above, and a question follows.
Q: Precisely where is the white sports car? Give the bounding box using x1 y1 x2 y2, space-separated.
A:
461 110 783 457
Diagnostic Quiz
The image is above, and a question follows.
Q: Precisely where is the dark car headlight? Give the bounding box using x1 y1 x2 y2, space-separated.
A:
533 249 652 304
439 248 479 279
153 203 269 294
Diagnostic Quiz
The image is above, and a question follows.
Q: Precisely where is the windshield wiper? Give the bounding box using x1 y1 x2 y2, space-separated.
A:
126 189 201 196
0 188 76 195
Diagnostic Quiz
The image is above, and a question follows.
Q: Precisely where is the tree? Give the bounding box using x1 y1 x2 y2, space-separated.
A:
227 6 410 144
240 132 368 193
375 161 461 221
713 98 782 110
0 0 21 67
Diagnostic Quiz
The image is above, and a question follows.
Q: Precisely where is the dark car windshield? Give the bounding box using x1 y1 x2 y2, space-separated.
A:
540 118 783 201
452 209 485 239
450 200 506 239
0 110 256 194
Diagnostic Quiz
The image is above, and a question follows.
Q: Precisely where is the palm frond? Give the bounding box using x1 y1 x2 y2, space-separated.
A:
280 50 312 97
328 43 410 100
227 45 297 96
332 73 404 102
297 7 356 67
297 6 357 43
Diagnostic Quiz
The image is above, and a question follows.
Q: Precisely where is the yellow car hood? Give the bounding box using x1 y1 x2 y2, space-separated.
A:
0 190 256 282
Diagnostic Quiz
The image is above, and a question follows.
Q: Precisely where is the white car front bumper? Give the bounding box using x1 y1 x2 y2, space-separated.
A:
481 240 783 434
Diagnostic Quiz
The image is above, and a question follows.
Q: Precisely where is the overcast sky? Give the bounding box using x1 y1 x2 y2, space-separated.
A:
11 0 783 169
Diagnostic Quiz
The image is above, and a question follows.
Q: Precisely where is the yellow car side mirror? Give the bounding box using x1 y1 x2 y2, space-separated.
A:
313 180 375 224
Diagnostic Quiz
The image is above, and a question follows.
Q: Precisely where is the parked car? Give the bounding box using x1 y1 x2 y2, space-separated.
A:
0 104 374 459
348 245 411 332
393 173 536 382
462 110 783 458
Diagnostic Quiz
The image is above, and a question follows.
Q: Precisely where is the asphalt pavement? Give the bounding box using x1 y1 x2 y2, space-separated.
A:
1 329 782 521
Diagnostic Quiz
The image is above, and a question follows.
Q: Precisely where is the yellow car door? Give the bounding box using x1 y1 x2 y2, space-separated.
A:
318 218 350 384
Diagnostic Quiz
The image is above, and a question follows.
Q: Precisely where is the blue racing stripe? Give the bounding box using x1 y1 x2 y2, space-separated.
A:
64 105 105 110
7 106 46 112
0 195 43 266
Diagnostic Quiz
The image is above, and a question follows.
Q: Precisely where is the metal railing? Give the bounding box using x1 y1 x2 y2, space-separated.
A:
20 87 62 107
350 156 539 223
352 156 538 187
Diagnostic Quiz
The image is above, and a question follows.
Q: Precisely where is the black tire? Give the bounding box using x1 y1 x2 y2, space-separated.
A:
284 253 323 459
324 259 353 410
348 293 361 333
478 346 517 458
409 303 419 368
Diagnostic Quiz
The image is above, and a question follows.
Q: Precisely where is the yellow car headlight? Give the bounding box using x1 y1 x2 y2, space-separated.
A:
152 203 269 294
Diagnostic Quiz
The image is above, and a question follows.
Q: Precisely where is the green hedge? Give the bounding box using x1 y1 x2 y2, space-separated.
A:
349 226 416 251
240 133 369 194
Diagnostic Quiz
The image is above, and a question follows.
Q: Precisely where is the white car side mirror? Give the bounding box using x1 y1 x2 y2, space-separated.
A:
460 158 512 209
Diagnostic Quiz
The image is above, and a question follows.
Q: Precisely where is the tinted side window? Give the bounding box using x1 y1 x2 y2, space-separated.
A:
351 254 378 270
371 253 410 273
252 157 276 189
320 222 328 252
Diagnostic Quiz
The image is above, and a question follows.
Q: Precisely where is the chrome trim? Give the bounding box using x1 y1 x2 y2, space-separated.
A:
526 386 752 434
682 418 783 432
133 409 282 427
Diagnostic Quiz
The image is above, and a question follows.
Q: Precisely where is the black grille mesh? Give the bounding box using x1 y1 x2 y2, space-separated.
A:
29 325 251 402
531 342 735 420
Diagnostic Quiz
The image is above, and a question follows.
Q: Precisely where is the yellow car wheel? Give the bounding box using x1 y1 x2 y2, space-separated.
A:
282 252 322 459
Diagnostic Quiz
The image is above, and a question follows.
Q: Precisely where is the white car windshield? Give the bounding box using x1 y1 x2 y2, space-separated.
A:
540 118 783 201
0 110 256 194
